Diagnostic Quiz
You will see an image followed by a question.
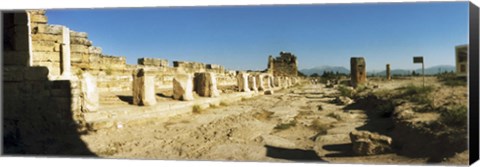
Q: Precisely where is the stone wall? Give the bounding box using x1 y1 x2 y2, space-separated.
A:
3 11 93 155
268 51 298 77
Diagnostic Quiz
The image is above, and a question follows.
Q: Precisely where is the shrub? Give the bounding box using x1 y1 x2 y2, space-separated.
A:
398 84 434 105
337 85 354 98
274 120 297 130
439 105 467 127
192 105 203 114
309 119 328 135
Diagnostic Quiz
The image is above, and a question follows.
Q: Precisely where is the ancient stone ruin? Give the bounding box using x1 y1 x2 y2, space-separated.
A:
2 9 303 155
350 57 367 87
386 64 391 80
268 51 298 77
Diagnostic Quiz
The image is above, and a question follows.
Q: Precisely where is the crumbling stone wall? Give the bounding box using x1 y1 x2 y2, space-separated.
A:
268 51 298 77
3 11 92 155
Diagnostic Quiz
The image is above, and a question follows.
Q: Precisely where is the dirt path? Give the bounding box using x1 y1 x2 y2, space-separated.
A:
80 84 427 164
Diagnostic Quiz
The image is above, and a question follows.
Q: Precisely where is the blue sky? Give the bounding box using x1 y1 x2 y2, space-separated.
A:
46 2 469 71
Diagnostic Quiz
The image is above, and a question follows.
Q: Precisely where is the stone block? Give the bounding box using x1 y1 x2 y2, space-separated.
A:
32 34 62 42
24 67 49 81
70 37 92 46
350 57 367 87
88 46 102 55
3 51 30 66
3 67 25 81
255 74 265 91
350 131 392 155
248 75 258 92
32 40 55 52
70 44 89 53
194 72 220 97
132 68 157 106
70 31 88 38
173 73 194 101
81 72 99 112
42 25 63 35
30 14 47 23
236 72 250 92
138 57 169 67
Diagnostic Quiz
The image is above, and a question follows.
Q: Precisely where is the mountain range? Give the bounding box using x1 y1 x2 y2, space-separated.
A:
300 65 455 76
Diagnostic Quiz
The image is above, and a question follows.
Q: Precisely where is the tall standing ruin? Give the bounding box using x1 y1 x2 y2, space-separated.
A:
350 57 367 87
267 51 298 77
386 64 391 80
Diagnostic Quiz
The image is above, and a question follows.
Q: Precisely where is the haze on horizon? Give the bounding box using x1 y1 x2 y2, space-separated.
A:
46 2 469 72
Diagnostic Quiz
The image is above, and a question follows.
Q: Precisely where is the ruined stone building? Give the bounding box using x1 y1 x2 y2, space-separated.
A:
267 51 298 77
455 44 468 77
2 10 301 155
350 57 367 87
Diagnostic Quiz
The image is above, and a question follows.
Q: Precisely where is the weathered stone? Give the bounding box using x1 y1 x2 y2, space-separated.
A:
173 73 194 101
351 57 367 87
70 31 88 38
32 40 55 52
81 72 99 112
43 25 63 35
236 72 250 92
266 75 273 90
3 51 30 66
248 75 258 92
138 57 168 67
59 26 72 79
349 130 392 155
24 67 49 81
255 74 265 91
88 46 102 55
132 68 157 106
386 64 391 80
32 34 61 42
268 52 298 77
70 44 89 53
194 72 220 97
264 89 274 95
70 37 92 46
30 14 47 23
334 96 353 105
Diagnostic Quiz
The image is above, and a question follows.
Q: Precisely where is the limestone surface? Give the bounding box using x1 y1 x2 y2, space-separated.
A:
173 73 194 101
236 72 250 92
81 72 99 112
194 72 220 97
132 68 157 106
248 75 258 92
349 130 392 156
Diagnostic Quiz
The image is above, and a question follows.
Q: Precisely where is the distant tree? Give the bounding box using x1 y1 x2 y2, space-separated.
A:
412 71 417 76
297 71 306 77
310 73 320 77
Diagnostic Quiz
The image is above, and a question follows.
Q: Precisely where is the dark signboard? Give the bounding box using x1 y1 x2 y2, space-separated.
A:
413 56 423 63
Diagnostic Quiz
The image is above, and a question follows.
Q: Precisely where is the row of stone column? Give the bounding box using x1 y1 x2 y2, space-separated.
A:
131 69 300 106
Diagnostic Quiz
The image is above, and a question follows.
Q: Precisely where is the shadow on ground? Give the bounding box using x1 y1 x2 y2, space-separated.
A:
265 145 325 162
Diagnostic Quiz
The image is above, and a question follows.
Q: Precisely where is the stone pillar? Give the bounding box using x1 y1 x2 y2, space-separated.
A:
248 75 258 92
386 64 391 80
265 75 272 90
274 76 282 87
80 72 99 112
350 57 367 87
173 73 194 101
256 74 265 91
269 75 275 88
194 72 220 97
236 72 250 92
132 68 157 106
59 26 71 79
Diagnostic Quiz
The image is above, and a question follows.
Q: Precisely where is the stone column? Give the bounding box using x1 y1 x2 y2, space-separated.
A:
236 72 250 92
350 57 367 87
386 64 391 80
269 75 275 88
59 26 71 79
132 68 157 106
248 75 258 92
256 74 265 91
81 72 99 112
194 72 220 97
173 73 194 101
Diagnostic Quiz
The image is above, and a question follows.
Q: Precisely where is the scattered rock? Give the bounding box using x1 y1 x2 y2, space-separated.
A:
334 96 353 105
264 89 274 95
349 130 392 155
